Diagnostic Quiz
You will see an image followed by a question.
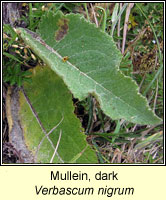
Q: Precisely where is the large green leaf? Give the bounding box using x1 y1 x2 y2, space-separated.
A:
18 66 97 163
17 11 161 125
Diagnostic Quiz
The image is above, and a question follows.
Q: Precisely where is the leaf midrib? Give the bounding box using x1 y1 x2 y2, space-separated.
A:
23 29 153 121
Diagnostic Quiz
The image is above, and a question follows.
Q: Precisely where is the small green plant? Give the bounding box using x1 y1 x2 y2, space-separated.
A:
3 63 32 87
3 24 34 88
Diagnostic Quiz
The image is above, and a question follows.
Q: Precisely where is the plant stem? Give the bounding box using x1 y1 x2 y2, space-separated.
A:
111 3 128 37
96 6 107 32
86 95 93 134
92 139 106 163
29 3 33 29
121 3 134 54
97 109 105 132
83 3 90 22
143 65 163 96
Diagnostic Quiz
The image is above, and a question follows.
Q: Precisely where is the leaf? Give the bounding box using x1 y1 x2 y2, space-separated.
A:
17 11 162 125
134 131 163 150
3 52 22 63
16 66 97 163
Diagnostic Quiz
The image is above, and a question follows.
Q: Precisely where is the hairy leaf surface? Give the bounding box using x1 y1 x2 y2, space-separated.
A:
19 66 97 163
17 11 161 125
